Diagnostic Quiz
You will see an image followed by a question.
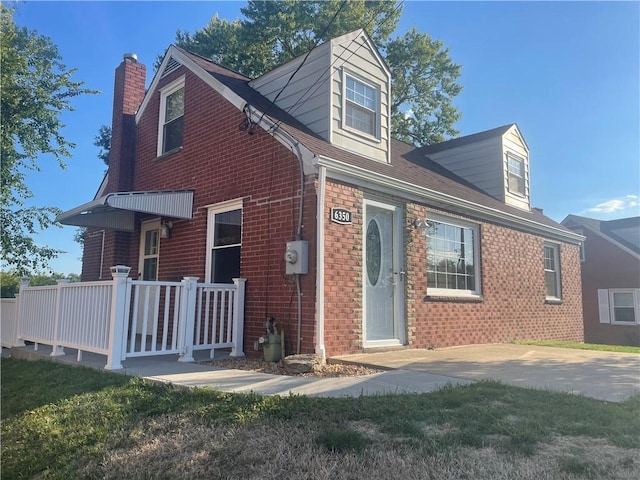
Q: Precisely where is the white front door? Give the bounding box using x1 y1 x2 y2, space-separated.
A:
363 200 404 346
137 220 161 336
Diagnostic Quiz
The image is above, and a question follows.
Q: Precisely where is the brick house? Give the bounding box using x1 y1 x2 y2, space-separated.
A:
58 30 584 358
562 215 640 346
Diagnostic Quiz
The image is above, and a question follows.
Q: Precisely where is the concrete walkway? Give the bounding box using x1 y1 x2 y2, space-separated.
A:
6 344 470 398
335 344 640 402
6 343 639 401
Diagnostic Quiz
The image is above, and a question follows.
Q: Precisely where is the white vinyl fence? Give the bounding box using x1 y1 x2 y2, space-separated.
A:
6 266 246 369
1 298 18 348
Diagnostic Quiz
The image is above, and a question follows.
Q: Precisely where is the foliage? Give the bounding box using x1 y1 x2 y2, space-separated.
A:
0 5 97 274
173 0 461 146
387 27 462 145
2 359 640 479
93 124 111 166
0 270 80 298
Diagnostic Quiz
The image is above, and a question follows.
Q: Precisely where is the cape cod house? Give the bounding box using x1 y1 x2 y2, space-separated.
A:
56 29 584 359
562 215 640 346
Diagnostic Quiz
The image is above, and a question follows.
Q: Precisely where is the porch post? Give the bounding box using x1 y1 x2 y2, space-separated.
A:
105 265 131 370
230 278 246 357
12 277 30 348
177 276 199 363
50 279 71 357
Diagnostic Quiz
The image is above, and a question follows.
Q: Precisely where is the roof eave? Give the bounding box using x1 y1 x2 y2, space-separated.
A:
317 155 583 244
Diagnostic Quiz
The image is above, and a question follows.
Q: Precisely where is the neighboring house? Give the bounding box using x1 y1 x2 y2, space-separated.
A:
58 30 584 358
561 215 640 346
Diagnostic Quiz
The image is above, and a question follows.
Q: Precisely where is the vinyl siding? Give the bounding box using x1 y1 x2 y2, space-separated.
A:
250 46 332 140
502 127 530 211
330 33 390 163
426 137 504 199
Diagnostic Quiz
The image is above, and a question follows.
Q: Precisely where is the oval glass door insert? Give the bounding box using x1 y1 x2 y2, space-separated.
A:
366 219 381 285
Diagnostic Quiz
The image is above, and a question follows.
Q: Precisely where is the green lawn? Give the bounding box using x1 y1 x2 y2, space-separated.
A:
2 358 639 480
515 340 640 354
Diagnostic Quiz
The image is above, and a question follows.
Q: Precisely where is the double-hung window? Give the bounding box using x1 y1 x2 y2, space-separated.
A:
206 201 242 284
506 153 526 196
426 215 480 296
544 243 562 300
598 289 640 324
345 75 377 137
158 77 185 156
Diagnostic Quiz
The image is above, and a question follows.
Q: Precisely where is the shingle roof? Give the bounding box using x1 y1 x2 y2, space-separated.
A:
563 214 640 255
178 48 573 236
417 124 514 155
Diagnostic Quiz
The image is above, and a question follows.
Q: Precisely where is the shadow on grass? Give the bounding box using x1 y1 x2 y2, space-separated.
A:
2 358 639 480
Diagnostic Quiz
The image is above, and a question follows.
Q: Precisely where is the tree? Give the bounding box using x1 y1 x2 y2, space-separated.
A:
94 125 111 166
0 5 97 274
174 0 461 146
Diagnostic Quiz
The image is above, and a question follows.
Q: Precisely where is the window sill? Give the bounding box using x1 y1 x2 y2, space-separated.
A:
341 125 381 144
545 297 563 305
156 146 183 161
424 294 484 303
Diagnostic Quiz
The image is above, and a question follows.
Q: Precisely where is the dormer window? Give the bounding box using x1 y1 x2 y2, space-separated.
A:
157 76 185 156
345 75 377 137
506 153 526 196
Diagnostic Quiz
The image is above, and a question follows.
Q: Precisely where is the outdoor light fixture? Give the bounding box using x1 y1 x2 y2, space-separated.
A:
413 218 429 235
160 221 173 239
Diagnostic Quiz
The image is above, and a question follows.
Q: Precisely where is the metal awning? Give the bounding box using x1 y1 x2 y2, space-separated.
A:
56 190 194 231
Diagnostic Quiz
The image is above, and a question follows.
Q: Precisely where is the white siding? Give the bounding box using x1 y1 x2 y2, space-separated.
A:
250 46 332 140
427 137 505 199
330 33 391 163
502 126 530 211
427 125 531 211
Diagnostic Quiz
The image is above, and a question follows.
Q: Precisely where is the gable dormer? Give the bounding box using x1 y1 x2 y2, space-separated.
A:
250 29 391 163
420 124 531 211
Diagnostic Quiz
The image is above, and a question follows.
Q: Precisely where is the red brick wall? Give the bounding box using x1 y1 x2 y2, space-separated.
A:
81 56 146 281
126 67 317 356
579 229 640 346
322 180 584 356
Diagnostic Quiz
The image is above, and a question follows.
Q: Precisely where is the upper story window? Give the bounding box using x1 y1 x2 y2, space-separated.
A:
345 75 377 137
544 243 562 300
426 215 481 297
506 153 526 196
157 76 185 156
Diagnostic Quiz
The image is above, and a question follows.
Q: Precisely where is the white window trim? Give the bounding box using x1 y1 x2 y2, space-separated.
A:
574 229 585 262
505 152 527 198
609 288 639 325
426 213 482 298
138 219 161 281
156 75 185 157
341 69 380 141
205 199 243 284
544 242 562 301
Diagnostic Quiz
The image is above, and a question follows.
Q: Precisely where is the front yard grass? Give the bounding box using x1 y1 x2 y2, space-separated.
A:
516 340 640 354
2 358 639 479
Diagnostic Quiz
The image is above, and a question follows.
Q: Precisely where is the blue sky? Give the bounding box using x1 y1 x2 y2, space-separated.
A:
11 0 640 275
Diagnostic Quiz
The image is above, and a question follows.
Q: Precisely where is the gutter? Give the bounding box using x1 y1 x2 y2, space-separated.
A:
317 155 585 244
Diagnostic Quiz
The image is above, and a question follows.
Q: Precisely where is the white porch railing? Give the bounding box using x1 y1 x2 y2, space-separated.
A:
7 266 246 370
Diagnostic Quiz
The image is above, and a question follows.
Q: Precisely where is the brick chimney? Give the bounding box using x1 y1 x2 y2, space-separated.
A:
107 53 146 193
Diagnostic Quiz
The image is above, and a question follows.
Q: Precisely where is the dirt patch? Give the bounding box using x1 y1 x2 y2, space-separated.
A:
200 357 383 377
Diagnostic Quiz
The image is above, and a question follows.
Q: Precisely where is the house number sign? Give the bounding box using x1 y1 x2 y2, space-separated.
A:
330 207 352 225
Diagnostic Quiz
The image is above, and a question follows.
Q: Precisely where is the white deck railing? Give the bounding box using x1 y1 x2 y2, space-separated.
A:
7 267 246 369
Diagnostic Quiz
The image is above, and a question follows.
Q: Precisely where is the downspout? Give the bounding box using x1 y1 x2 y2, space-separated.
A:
87 230 106 280
246 105 307 354
292 141 304 354
315 165 326 359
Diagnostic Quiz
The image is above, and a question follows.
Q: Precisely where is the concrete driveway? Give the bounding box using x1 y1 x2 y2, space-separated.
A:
334 344 640 402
